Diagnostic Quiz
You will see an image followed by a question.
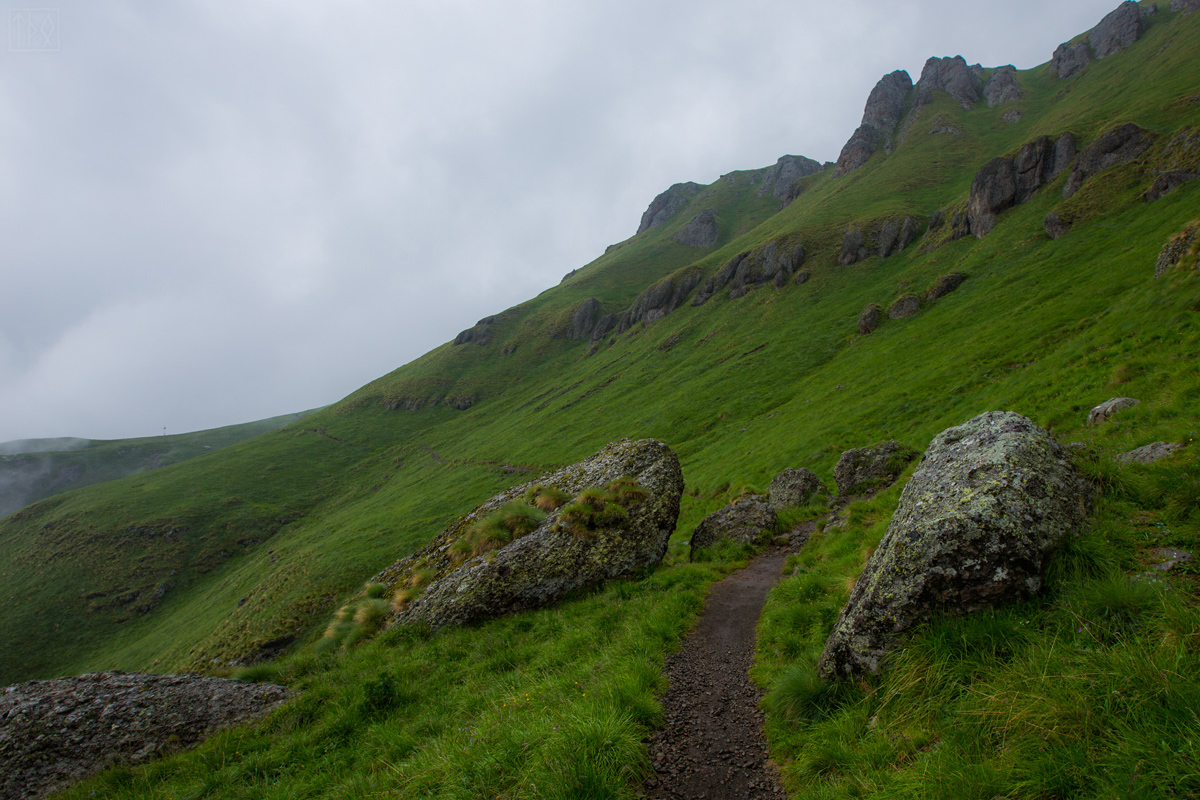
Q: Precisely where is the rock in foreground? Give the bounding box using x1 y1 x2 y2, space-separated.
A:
376 439 683 629
818 412 1093 680
0 672 289 800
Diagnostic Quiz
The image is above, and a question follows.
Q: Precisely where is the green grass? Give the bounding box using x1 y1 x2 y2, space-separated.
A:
4 6 1200 797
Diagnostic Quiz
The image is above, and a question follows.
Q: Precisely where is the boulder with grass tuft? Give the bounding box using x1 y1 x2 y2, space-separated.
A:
688 496 776 559
818 411 1094 679
833 440 918 497
767 468 829 512
373 439 682 629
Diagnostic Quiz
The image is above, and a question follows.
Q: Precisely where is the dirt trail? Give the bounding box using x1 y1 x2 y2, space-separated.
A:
644 549 790 799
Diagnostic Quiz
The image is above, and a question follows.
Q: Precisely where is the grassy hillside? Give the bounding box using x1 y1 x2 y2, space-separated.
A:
4 3 1200 797
0 410 321 519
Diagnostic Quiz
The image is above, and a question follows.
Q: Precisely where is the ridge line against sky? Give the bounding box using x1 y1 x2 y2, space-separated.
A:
0 0 1121 442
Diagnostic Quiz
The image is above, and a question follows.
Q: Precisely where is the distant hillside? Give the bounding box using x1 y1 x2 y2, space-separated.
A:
0 410 321 519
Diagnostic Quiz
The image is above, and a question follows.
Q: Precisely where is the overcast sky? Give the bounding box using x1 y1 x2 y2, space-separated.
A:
0 0 1120 443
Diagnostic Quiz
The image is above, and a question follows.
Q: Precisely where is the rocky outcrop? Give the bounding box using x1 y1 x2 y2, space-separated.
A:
0 672 289 800
925 272 967 301
887 294 921 319
1087 397 1140 426
876 217 919 258
567 298 603 340
1145 171 1198 201
623 269 702 329
925 208 971 247
454 322 493 346
673 209 720 248
1173 0 1200 14
767 468 829 512
833 70 914 178
638 182 702 234
1002 109 1023 124
968 133 1076 237
693 240 805 304
839 227 868 266
757 155 823 203
857 304 881 335
1045 210 1070 239
833 440 918 496
983 65 1021 107
914 56 983 110
1064 124 1154 198
1115 441 1184 464
689 496 776 559
1052 40 1091 78
1155 223 1199 277
379 439 683 629
818 412 1094 679
1089 1 1143 59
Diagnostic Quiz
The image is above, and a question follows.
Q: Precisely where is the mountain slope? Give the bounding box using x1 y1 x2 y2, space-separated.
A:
1 0 1198 699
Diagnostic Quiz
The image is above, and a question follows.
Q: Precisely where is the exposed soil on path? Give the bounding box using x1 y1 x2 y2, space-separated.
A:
643 548 791 799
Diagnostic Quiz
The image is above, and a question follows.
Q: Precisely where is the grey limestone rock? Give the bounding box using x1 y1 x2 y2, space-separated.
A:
857 303 881 335
818 412 1094 679
1152 547 1193 572
1172 0 1200 14
968 134 1076 237
1051 41 1091 78
672 209 719 248
833 70 914 178
887 293 921 319
1145 171 1198 201
1064 123 1154 198
692 251 748 306
637 182 702 234
983 65 1022 107
568 298 602 341
914 55 984 110
1089 1 1143 59
877 217 917 258
454 324 492 346
1002 108 1023 124
758 155 823 203
840 227 868 266
1114 441 1185 464
0 672 289 800
1087 397 1141 426
623 269 702 329
383 439 683 629
1155 223 1199 277
689 496 776 559
794 270 811 285
767 468 830 512
925 272 967 301
833 440 918 496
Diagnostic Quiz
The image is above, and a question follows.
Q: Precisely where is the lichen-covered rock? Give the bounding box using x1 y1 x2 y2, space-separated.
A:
1087 397 1141 426
0 672 289 800
378 439 683 629
673 209 719 248
925 272 967 301
1155 223 1200 277
857 303 882 335
1063 123 1154 198
887 294 921 319
818 412 1094 679
689 496 776 559
833 440 919 496
1114 441 1184 464
1089 1 1143 59
840 227 868 266
1051 41 1091 79
1045 210 1070 239
638 182 702 234
983 65 1021 107
834 70 914 177
767 468 829 512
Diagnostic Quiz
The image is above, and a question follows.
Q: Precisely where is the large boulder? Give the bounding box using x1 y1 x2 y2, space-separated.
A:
1087 397 1140 426
767 468 829 513
377 439 683 629
839 227 868 266
833 440 919 496
818 412 1094 679
1045 210 1070 239
1063 123 1154 198
968 134 1075 237
876 217 919 258
1155 223 1199 278
637 182 702 234
887 294 921 319
983 65 1021 107
757 155 823 203
1089 1 1143 59
689 496 776 559
857 303 882 335
567 298 602 340
833 70 914 177
1114 441 1184 465
0 672 289 800
913 56 983 110
673 209 720 248
925 272 967 301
